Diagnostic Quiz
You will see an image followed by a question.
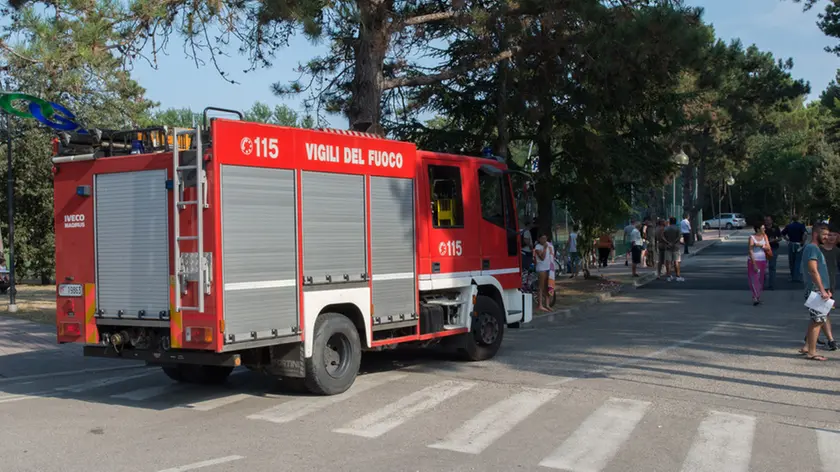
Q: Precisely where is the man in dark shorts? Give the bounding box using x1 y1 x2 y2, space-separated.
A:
800 223 832 360
763 215 781 290
655 219 667 278
783 215 807 282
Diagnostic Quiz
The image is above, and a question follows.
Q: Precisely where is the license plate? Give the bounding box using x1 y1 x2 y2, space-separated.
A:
58 284 83 297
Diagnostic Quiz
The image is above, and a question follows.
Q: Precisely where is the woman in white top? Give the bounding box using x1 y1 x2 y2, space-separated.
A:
534 232 555 312
567 225 580 278
748 223 771 306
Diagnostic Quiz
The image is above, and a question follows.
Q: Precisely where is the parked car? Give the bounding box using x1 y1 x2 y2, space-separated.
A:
703 213 746 230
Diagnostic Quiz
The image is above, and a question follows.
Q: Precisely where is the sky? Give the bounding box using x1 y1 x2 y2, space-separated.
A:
130 0 839 128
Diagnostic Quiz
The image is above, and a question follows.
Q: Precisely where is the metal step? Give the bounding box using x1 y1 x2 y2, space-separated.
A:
177 236 198 241
507 309 522 315
425 299 462 307
178 200 198 206
444 324 463 330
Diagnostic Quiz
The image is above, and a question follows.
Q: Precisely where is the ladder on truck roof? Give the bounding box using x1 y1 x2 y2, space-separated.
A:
172 127 210 313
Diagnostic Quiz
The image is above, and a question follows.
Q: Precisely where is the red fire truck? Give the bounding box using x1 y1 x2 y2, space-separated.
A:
52 109 533 395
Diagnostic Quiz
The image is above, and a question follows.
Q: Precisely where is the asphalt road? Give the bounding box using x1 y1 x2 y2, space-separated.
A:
0 234 838 472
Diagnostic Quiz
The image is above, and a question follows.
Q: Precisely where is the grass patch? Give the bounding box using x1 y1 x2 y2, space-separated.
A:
0 284 56 325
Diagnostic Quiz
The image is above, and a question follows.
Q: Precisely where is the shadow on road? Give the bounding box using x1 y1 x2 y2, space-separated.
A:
1 239 837 416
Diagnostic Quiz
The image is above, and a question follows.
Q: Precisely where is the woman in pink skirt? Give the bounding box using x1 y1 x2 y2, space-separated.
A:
748 223 771 306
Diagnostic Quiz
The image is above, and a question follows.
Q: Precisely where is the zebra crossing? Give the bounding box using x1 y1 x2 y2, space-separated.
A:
0 368 838 471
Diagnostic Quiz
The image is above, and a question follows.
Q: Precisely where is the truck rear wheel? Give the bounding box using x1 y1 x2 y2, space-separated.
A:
304 312 361 395
161 365 234 385
460 295 505 361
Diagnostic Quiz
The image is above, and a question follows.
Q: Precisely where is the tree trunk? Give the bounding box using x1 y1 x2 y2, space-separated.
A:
535 91 554 239
493 19 510 159
348 0 390 132
690 130 710 240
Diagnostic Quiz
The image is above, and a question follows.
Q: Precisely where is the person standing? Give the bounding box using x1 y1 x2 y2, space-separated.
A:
782 215 807 283
534 232 554 312
800 223 831 361
655 219 667 278
623 219 636 266
817 228 838 351
763 215 781 291
747 223 770 306
567 225 581 278
643 216 655 268
663 217 685 282
680 214 692 254
630 223 643 277
596 231 614 268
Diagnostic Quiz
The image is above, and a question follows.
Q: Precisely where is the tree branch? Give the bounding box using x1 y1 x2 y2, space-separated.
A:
403 10 459 26
383 48 518 90
0 40 39 64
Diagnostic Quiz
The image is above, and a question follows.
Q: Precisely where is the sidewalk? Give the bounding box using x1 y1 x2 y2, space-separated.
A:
0 286 139 380
533 229 740 324
0 316 136 380
580 229 739 285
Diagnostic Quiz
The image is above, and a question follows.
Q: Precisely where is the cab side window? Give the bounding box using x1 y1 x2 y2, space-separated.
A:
429 165 464 228
478 167 505 228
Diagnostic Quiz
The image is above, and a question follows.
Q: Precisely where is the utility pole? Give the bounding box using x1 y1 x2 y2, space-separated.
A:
3 105 16 312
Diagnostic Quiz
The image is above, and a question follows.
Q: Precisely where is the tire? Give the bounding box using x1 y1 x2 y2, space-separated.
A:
277 377 309 393
703 223 710 229
461 295 505 361
161 364 233 385
304 313 362 395
161 365 186 382
725 223 733 230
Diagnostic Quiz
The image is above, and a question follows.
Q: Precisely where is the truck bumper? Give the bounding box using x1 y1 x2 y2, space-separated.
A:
83 345 241 367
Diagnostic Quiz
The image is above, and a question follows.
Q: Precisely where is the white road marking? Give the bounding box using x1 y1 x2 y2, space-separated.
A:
185 393 252 411
333 379 475 438
429 387 559 454
679 410 756 472
156 455 244 472
546 321 731 386
247 373 407 424
817 429 840 472
0 365 150 384
54 371 157 393
111 384 178 401
539 397 651 471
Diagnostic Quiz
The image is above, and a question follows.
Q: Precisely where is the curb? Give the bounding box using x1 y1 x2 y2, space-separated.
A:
522 231 740 329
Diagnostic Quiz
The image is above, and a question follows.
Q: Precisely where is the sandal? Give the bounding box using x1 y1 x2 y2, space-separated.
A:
805 355 828 361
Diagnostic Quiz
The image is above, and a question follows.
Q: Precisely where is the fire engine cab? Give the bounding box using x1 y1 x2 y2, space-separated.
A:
52 108 533 395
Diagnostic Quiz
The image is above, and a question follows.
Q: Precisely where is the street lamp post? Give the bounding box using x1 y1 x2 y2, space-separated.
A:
718 175 735 239
1 89 16 313
671 150 689 219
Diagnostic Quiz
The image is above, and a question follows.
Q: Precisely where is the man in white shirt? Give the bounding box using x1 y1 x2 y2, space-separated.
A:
680 214 692 254
630 224 643 277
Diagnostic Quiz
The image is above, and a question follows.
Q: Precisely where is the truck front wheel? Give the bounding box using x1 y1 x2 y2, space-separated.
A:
460 295 505 361
304 312 362 395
